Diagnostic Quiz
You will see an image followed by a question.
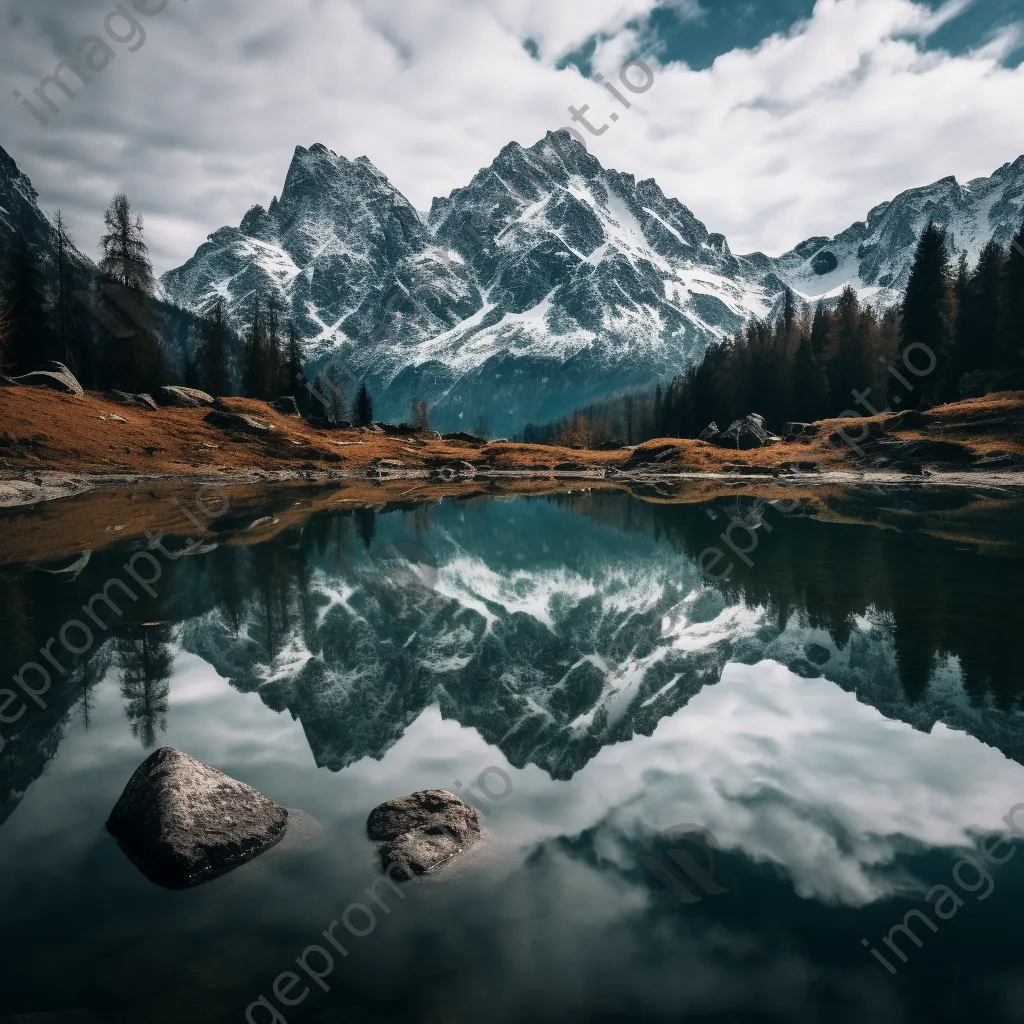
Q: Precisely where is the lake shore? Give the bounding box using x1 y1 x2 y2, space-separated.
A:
2 384 1023 565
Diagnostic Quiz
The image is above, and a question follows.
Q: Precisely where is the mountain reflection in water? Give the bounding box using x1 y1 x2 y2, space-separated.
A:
0 486 1023 1023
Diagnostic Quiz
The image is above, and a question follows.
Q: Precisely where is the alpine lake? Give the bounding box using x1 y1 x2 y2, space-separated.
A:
1 480 1024 1024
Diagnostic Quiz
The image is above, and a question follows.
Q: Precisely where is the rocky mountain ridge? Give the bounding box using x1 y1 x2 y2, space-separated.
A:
160 135 1024 432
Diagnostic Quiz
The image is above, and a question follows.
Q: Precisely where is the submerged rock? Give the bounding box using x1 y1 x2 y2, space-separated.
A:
366 789 480 878
106 747 288 889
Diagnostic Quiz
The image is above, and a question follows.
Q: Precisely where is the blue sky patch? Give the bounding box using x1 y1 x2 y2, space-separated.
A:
553 0 1022 76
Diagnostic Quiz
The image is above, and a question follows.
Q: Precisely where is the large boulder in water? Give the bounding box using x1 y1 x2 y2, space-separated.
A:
106 747 288 889
366 789 480 878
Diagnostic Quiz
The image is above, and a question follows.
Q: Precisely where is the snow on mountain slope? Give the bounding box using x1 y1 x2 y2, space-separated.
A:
773 155 1024 309
162 133 778 432
161 136 1024 432
161 143 480 360
0 144 92 283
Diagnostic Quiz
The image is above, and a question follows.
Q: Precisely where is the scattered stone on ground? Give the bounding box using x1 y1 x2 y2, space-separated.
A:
9 361 84 397
155 386 215 408
205 410 274 433
106 390 158 410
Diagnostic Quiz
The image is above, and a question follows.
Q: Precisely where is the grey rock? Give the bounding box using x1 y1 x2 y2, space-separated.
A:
10 361 84 397
106 390 158 411
270 395 301 417
106 747 288 889
784 421 816 440
367 458 408 479
366 789 481 878
204 410 274 433
698 422 720 442
715 414 780 449
155 385 215 408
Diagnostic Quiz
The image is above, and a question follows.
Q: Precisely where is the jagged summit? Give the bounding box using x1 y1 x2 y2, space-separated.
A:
161 132 780 431
158 137 1024 433
0 144 91 279
775 163 1024 309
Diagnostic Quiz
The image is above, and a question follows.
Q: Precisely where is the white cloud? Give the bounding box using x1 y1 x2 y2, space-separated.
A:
1 0 1021 273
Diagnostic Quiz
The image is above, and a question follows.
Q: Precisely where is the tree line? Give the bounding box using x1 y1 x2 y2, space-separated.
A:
0 194 382 422
525 219 1024 447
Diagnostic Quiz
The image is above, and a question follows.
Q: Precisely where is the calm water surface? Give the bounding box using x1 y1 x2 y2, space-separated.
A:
1 487 1024 1023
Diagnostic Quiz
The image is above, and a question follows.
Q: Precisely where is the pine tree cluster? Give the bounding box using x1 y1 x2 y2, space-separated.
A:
526 219 1024 445
0 194 310 402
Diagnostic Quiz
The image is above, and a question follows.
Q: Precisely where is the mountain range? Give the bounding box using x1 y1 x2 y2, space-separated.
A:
159 133 1024 432
4 137 1023 432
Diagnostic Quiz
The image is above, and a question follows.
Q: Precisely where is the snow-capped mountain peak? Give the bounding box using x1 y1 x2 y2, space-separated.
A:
161 136 1024 433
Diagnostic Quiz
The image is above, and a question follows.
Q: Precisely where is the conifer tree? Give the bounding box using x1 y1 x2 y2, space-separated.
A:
792 333 818 421
809 301 829 357
1002 220 1024 373
117 624 173 749
2 230 53 374
949 253 973 395
355 383 374 427
322 361 347 424
54 210 70 365
285 322 304 406
898 223 953 407
98 193 164 391
970 239 1007 374
825 286 867 411
266 296 282 398
198 299 231 396
409 399 430 430
243 294 267 398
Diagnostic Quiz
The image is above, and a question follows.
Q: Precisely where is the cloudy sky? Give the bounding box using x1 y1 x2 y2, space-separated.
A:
2 0 1023 275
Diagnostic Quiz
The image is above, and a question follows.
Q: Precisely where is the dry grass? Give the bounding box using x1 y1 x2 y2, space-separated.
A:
2 386 1022 480
1 385 1023 566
